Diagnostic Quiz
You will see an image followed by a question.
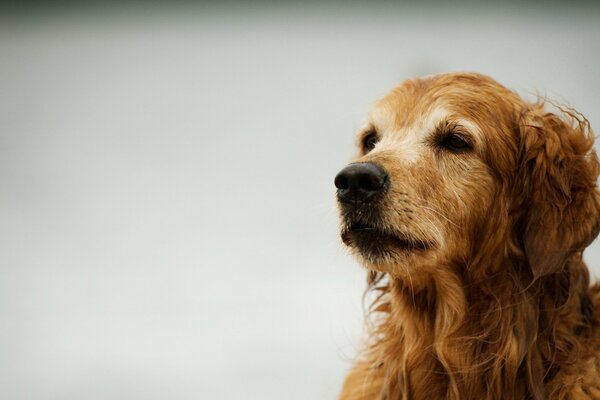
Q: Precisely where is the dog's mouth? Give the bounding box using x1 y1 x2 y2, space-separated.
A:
341 221 432 256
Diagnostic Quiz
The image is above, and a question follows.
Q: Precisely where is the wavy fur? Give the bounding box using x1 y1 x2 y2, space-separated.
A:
338 73 600 400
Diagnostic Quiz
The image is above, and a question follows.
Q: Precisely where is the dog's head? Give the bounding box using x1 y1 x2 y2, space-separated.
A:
335 72 600 285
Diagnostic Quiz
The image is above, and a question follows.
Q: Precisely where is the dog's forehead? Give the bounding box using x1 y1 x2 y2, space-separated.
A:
367 73 519 127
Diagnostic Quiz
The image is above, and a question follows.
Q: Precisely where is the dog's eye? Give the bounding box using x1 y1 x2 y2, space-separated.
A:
362 132 379 153
440 134 471 153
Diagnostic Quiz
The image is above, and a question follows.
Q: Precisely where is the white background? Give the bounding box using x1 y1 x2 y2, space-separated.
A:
1 4 600 399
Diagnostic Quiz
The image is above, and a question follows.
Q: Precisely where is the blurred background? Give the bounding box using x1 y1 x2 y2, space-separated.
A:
1 1 599 399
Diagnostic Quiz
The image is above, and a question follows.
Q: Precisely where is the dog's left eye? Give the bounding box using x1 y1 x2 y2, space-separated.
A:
440 134 471 153
362 132 379 153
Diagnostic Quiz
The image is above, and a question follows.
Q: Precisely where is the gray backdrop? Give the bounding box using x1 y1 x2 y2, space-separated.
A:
1 3 599 399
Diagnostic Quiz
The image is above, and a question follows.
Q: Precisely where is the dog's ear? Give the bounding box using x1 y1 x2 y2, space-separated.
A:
517 103 600 280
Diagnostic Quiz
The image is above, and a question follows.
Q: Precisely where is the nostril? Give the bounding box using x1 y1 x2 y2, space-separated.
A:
359 172 385 191
334 172 349 190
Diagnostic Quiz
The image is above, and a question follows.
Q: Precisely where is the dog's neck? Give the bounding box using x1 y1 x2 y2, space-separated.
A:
368 258 593 400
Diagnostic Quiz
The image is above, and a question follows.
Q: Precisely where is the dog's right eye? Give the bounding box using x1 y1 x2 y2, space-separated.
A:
438 133 472 153
362 132 379 153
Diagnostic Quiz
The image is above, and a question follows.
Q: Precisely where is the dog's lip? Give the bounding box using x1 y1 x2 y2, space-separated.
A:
342 222 431 251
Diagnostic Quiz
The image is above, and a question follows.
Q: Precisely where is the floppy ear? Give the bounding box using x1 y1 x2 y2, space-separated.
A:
517 103 600 279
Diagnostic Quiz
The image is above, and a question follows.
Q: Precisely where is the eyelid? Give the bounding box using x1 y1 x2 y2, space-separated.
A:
448 132 472 145
358 127 377 142
434 122 474 146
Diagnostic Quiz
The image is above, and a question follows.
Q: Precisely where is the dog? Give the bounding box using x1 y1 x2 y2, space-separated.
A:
335 72 600 399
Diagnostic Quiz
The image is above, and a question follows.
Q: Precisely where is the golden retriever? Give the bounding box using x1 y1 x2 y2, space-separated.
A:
334 72 600 399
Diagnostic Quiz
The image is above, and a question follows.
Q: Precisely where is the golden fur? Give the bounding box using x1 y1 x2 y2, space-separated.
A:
337 72 600 399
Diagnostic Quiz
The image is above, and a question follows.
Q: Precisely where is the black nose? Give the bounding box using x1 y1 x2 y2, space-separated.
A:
334 162 388 203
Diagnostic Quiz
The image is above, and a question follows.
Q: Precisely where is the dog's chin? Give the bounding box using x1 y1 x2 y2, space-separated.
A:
341 222 433 268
